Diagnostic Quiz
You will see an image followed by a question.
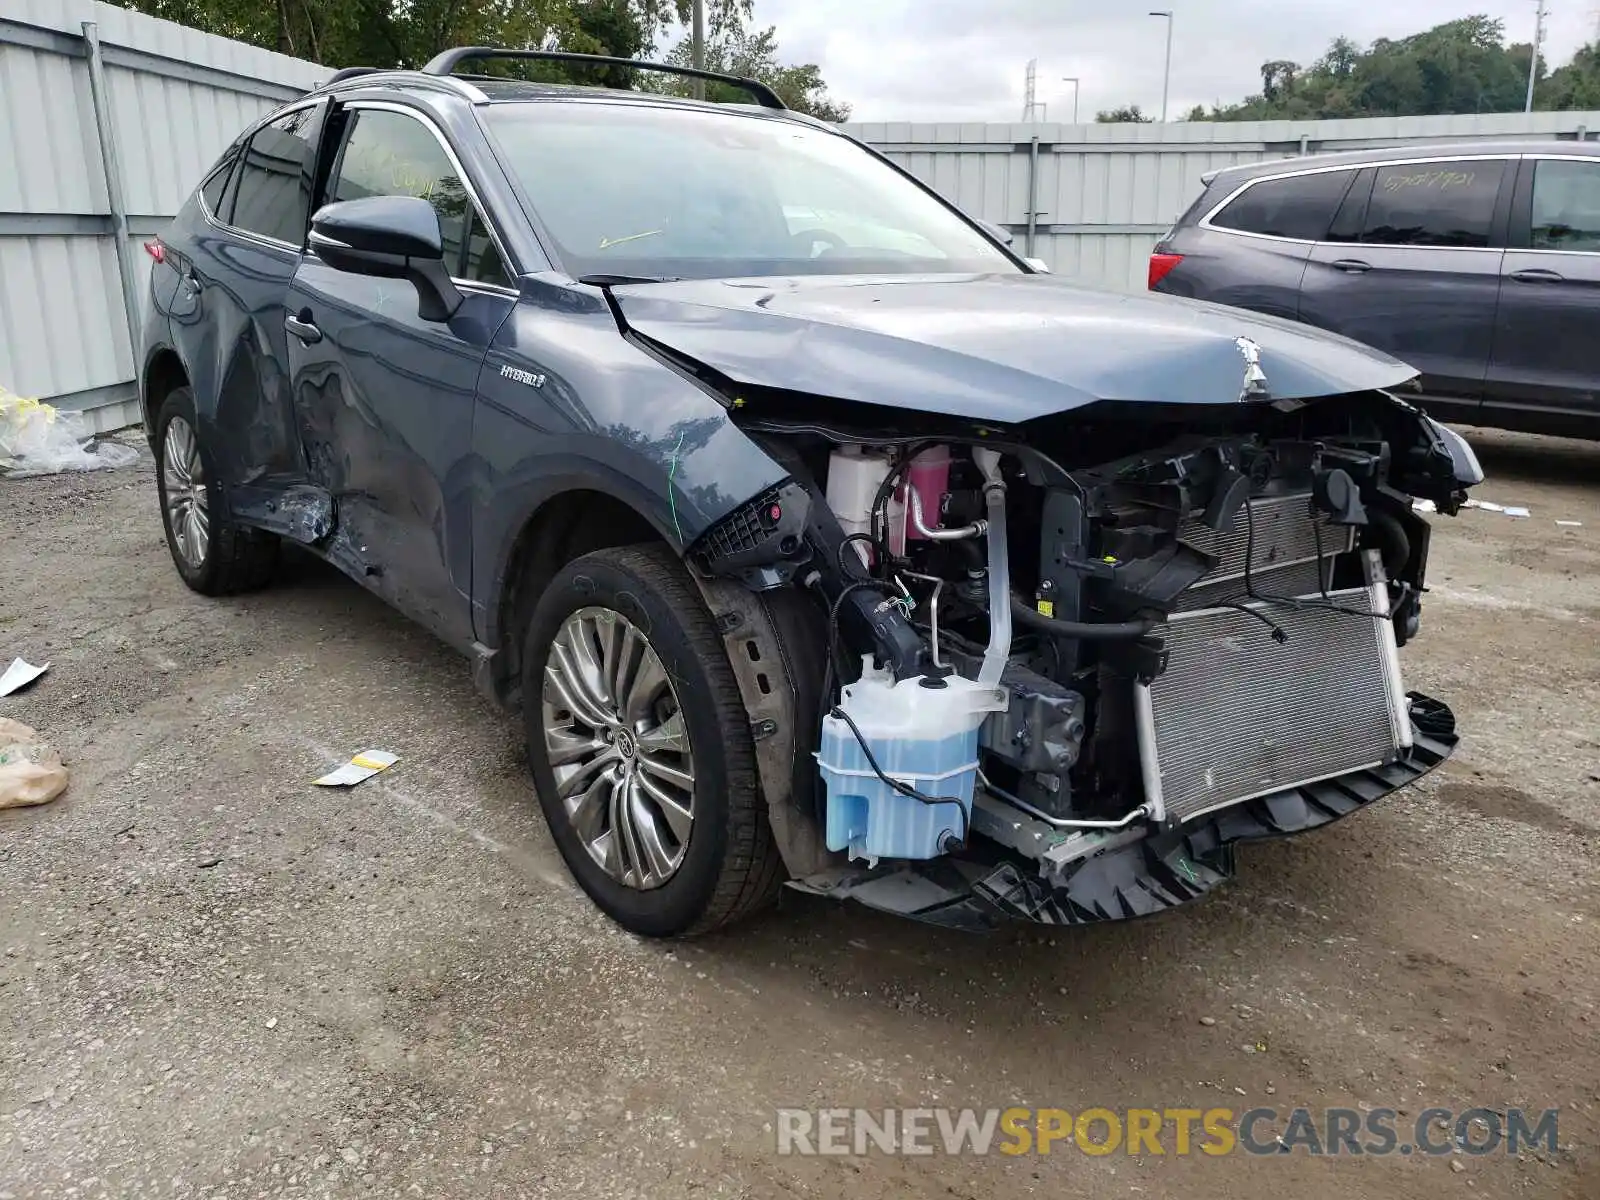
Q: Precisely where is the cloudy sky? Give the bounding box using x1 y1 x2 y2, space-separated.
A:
752 0 1596 122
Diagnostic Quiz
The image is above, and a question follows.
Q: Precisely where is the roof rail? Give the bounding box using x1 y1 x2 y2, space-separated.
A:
419 47 787 110
323 66 383 86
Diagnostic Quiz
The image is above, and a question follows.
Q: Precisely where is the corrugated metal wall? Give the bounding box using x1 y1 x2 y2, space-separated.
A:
844 112 1600 293
0 1 325 429
2 5 1597 429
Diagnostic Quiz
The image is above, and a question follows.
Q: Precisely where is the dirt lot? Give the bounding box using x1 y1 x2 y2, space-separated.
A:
1 426 1597 1199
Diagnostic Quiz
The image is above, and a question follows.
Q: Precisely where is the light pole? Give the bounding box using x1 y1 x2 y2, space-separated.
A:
1150 10 1173 122
1525 0 1548 113
691 0 705 100
1061 76 1080 124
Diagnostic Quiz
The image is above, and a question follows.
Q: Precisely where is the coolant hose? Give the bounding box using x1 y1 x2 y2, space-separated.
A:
1369 510 1411 580
1009 597 1158 641
973 449 1011 687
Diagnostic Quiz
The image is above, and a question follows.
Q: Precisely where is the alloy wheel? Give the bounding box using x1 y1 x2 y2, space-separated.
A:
541 606 696 890
161 416 210 569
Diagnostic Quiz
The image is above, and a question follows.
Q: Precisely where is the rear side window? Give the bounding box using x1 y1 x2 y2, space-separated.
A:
1360 160 1506 248
230 107 320 245
199 150 236 216
329 108 510 287
1211 170 1355 241
1529 158 1600 252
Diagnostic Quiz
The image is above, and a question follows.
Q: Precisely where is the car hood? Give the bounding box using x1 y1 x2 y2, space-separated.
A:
608 273 1418 423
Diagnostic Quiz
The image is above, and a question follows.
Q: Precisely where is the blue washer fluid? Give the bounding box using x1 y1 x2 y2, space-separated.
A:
816 658 1007 864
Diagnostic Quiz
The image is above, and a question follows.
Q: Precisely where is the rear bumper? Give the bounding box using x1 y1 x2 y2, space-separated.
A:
797 693 1457 931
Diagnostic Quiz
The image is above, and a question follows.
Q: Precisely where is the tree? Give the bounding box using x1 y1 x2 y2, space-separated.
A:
1199 17 1557 121
1545 43 1600 110
1096 105 1151 123
113 0 744 73
648 23 851 121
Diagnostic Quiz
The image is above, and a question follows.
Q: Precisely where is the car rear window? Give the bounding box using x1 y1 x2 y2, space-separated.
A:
1210 169 1356 241
229 106 320 246
1528 158 1600 252
1360 160 1506 248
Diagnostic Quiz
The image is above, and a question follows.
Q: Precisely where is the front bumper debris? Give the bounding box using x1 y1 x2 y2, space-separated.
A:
788 693 1457 932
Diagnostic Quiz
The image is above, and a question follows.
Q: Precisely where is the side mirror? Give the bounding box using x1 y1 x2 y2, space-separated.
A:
978 219 1015 246
308 196 463 322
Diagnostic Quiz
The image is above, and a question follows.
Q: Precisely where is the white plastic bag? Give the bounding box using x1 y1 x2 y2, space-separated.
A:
0 717 69 810
0 388 140 477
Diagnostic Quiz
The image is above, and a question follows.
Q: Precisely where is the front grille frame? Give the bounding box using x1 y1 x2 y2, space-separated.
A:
1137 549 1411 825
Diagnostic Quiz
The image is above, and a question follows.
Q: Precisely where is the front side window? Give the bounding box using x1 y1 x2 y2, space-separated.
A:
330 108 510 287
1528 158 1600 252
1211 169 1355 241
1359 160 1506 248
481 102 1017 280
230 107 319 245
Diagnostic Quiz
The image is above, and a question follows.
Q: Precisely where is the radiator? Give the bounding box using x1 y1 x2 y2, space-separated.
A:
1136 552 1411 824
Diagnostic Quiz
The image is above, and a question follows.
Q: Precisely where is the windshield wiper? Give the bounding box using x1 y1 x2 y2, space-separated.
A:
577 273 677 286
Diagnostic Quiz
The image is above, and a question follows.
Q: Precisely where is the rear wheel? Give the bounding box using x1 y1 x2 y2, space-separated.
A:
522 544 783 936
154 387 277 595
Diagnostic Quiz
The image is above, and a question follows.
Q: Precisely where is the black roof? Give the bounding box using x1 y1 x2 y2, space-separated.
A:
1206 138 1600 186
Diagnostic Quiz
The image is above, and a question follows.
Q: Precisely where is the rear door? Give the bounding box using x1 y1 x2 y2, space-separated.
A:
173 102 327 488
1486 154 1600 429
1158 166 1357 319
1299 156 1514 410
284 101 520 649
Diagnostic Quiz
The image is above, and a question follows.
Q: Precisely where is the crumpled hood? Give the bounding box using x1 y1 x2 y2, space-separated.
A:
609 273 1418 423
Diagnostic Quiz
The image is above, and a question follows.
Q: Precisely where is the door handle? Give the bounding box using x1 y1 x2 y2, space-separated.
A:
285 312 322 344
1330 259 1372 274
1509 268 1565 283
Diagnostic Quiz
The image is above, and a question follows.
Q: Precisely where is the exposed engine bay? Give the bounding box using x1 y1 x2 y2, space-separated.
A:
688 389 1479 929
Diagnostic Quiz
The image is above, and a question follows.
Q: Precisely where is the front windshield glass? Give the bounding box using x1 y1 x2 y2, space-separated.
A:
481 101 1019 280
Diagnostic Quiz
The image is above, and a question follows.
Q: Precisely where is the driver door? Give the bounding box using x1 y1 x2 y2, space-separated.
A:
284 102 519 649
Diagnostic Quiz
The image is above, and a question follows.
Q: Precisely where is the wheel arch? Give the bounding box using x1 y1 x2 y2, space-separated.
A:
141 345 190 444
489 483 672 707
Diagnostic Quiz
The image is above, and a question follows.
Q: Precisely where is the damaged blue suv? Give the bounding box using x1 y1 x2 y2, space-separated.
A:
140 49 1482 936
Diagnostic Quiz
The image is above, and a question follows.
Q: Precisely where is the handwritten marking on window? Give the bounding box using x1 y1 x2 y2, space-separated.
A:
1382 170 1477 194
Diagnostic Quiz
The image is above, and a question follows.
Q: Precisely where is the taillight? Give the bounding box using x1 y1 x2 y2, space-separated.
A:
1148 252 1183 290
143 239 165 264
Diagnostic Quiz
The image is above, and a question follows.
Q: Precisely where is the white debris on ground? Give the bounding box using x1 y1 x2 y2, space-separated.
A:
0 716 69 809
312 750 400 787
0 658 48 697
0 389 139 477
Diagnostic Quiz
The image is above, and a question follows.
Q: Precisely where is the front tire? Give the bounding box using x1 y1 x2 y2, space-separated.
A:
154 387 277 595
522 544 783 936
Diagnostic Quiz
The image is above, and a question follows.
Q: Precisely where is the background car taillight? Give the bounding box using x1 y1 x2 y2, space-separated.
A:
1148 252 1183 290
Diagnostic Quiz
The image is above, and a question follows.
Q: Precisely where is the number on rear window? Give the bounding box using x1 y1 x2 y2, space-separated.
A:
1360 160 1506 248
229 107 319 245
1211 170 1356 241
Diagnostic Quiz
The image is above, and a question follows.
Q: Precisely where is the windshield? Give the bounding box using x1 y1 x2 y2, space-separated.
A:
481 101 1019 280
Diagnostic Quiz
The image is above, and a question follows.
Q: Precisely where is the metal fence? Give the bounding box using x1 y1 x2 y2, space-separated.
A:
3 5 1598 431
0 1 326 430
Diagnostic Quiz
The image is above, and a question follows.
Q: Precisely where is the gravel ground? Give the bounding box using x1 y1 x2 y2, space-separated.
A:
1 425 1596 1200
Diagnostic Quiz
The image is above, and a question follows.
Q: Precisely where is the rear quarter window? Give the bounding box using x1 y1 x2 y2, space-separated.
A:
1210 169 1357 241
198 149 236 216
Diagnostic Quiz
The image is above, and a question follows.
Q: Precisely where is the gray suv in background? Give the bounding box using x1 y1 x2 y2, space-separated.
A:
1151 141 1600 438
